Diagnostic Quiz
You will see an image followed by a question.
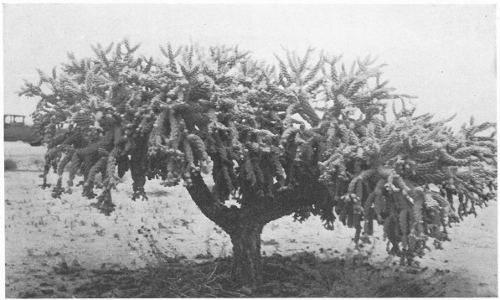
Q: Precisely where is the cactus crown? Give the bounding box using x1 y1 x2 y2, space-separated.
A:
20 40 497 263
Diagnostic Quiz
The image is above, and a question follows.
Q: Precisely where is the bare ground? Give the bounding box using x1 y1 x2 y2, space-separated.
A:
4 142 498 297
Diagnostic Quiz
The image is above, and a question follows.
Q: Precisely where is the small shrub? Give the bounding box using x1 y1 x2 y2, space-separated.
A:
4 159 17 171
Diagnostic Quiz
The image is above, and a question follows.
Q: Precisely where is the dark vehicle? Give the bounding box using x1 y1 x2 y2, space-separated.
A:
4 114 42 146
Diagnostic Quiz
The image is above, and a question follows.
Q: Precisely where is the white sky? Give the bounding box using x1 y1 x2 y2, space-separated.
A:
3 4 497 128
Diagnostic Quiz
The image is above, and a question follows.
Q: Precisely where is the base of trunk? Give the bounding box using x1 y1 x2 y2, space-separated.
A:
230 224 263 288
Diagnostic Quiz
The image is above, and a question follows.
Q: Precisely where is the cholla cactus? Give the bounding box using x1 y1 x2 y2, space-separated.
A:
20 40 497 286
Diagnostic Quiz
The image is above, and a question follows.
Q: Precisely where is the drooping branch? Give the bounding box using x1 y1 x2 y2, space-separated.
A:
186 172 240 234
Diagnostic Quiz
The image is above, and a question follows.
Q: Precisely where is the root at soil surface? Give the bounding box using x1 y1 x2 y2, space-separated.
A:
17 252 453 298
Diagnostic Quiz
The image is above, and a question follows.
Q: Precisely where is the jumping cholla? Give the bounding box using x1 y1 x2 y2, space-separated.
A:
20 39 497 286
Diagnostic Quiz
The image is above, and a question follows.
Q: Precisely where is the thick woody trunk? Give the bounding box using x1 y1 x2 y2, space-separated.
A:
230 223 264 288
186 172 326 288
186 174 265 287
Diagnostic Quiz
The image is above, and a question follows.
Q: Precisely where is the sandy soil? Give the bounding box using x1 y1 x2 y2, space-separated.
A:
4 142 498 297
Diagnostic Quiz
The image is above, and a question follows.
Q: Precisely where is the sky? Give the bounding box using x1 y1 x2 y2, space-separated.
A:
3 4 497 128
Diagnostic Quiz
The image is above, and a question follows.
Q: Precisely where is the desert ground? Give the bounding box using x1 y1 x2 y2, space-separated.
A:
4 141 498 297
